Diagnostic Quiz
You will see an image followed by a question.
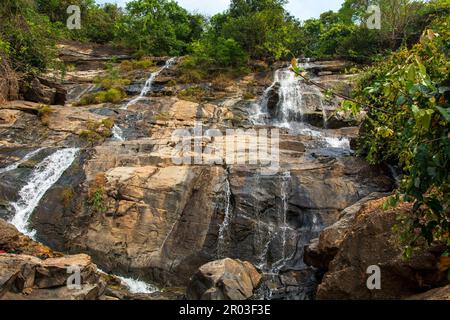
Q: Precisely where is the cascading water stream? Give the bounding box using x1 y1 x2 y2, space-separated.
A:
9 148 79 236
217 173 233 258
252 61 351 150
0 148 44 174
117 275 158 294
111 124 125 142
271 170 291 273
122 57 177 110
97 269 158 294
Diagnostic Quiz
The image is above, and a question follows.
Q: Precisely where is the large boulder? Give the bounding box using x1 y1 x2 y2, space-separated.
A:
314 198 449 300
186 258 262 300
0 218 126 300
304 192 389 270
21 77 67 105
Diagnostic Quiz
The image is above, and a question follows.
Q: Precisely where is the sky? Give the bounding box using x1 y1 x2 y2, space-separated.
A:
96 0 345 21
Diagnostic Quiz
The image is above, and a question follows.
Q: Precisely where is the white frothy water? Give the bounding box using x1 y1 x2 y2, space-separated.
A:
275 68 304 127
325 136 351 149
0 148 44 174
9 148 79 236
217 176 233 258
298 127 351 150
250 79 277 125
111 125 125 142
251 62 306 128
118 276 158 294
123 57 177 110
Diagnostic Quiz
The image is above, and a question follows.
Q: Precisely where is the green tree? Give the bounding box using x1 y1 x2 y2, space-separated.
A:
115 0 204 56
0 0 60 73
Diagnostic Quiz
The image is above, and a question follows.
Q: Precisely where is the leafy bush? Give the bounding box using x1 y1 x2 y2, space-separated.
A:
37 105 54 126
243 91 256 100
77 88 127 106
342 18 449 259
119 58 155 72
88 173 107 214
177 86 207 102
180 37 249 82
0 0 61 74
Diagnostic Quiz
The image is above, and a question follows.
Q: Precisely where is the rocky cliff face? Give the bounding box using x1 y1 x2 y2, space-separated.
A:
4 42 442 300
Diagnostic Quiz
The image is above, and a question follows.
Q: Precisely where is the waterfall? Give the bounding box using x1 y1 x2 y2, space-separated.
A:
97 269 158 294
0 148 44 174
117 275 158 294
275 68 304 127
251 62 305 128
71 84 99 104
269 171 292 274
112 125 125 142
257 171 292 274
250 77 278 125
122 57 177 110
9 148 79 236
217 173 233 258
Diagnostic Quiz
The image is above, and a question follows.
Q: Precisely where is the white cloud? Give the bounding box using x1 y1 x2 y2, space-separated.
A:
96 0 345 21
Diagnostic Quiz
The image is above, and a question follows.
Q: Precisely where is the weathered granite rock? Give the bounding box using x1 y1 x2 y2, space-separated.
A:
186 258 262 300
315 198 449 300
304 192 390 270
0 253 105 300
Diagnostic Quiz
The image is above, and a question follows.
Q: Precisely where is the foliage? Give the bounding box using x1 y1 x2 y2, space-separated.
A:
341 18 449 259
243 91 256 100
298 0 449 61
79 119 114 144
0 0 61 73
119 58 155 72
77 88 127 106
62 186 74 208
114 0 205 56
37 104 54 126
177 86 207 102
88 173 107 214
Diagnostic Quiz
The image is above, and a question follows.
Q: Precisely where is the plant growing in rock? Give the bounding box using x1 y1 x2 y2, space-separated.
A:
177 86 207 102
62 187 74 208
79 119 114 144
88 173 108 214
37 105 54 126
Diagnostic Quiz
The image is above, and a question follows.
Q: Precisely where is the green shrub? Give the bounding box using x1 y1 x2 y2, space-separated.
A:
62 187 74 208
76 88 127 106
243 92 255 100
101 118 114 130
177 86 206 102
37 105 54 126
119 58 154 72
339 18 449 260
88 173 107 214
